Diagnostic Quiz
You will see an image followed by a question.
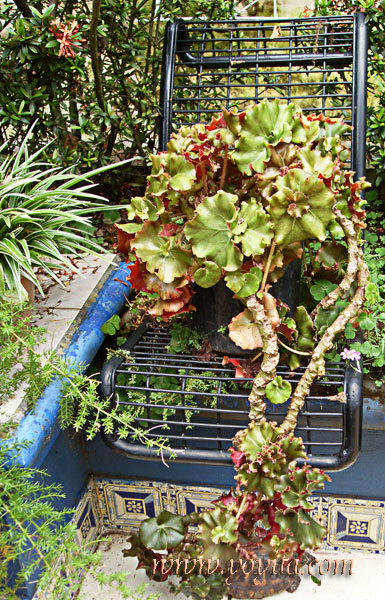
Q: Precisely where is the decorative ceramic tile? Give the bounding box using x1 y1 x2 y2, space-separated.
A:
73 485 102 546
97 481 163 529
89 478 385 555
327 499 385 553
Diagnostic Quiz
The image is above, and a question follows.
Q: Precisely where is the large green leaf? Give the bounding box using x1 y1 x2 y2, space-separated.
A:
267 169 334 246
132 222 193 283
198 507 239 562
298 148 334 178
275 509 326 550
232 100 298 175
139 511 185 550
164 153 196 191
129 196 164 221
184 191 242 271
232 135 269 175
275 468 329 510
233 200 273 256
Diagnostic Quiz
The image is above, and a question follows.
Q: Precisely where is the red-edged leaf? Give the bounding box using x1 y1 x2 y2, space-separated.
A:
127 260 149 293
276 322 295 342
148 286 194 320
228 309 263 350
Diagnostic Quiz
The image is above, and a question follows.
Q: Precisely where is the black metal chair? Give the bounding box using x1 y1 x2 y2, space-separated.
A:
100 14 368 470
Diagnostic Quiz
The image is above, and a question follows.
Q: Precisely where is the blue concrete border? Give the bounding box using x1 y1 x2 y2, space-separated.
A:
1 261 132 469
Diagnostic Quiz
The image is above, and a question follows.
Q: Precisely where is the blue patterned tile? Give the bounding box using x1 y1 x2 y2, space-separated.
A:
327 500 384 552
89 479 385 555
73 486 101 546
100 482 163 528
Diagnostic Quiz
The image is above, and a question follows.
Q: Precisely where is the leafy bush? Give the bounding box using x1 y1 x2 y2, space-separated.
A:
0 0 237 171
0 443 160 599
314 0 385 185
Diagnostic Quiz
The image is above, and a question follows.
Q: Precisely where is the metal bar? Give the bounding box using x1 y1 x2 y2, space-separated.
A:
351 11 368 179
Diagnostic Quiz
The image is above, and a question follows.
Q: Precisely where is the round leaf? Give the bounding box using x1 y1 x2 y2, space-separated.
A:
265 376 292 404
228 309 263 349
132 222 193 283
139 511 185 550
194 261 222 288
225 266 263 297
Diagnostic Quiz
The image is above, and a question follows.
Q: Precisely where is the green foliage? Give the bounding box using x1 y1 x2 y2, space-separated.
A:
166 320 201 354
139 512 185 550
0 298 50 413
314 0 385 185
265 376 292 405
0 442 157 599
101 314 121 335
0 128 128 299
120 100 361 344
0 0 237 171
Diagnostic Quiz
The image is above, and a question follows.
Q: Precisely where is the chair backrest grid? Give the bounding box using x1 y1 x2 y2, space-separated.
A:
160 14 368 178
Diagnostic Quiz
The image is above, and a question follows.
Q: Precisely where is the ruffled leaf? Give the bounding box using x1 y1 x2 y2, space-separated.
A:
267 169 334 246
225 266 262 297
184 191 243 271
233 200 274 257
132 222 193 283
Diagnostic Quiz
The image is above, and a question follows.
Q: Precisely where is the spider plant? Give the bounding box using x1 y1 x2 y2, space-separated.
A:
0 131 129 299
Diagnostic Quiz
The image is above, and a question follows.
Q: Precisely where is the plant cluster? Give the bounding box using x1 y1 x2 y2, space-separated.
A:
113 99 374 598
125 425 329 600
0 0 237 171
313 0 385 185
0 125 133 299
0 442 160 599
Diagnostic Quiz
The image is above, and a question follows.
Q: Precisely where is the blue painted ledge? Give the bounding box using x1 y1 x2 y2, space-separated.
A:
1 260 132 469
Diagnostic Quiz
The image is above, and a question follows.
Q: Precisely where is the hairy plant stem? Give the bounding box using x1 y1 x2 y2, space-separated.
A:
219 145 228 190
280 255 369 434
311 207 362 320
260 241 276 292
305 239 316 271
241 294 280 423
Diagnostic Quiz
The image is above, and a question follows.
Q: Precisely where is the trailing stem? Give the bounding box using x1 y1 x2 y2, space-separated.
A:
260 241 276 292
311 207 361 320
280 254 369 434
242 294 280 422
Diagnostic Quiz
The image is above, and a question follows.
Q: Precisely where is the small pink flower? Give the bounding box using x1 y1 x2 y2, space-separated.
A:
341 348 361 361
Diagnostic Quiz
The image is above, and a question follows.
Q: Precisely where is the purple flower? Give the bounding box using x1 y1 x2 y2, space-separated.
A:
341 348 361 361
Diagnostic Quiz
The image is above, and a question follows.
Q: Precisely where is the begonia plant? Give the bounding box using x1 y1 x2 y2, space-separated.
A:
117 99 373 599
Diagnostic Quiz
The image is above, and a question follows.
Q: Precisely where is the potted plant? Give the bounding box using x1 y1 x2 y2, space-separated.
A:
114 99 374 598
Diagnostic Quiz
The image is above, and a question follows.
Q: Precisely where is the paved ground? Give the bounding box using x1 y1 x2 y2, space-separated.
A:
79 534 385 600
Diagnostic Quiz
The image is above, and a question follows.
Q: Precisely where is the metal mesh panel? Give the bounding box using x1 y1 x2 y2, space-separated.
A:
104 325 350 466
174 19 353 120
160 15 368 177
